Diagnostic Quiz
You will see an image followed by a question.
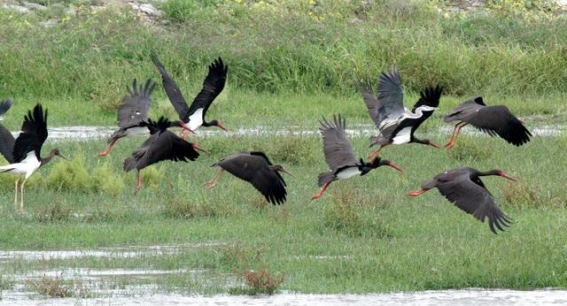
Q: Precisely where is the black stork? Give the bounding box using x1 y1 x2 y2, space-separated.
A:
443 96 532 149
407 167 516 234
0 104 66 212
361 66 442 162
150 53 228 137
123 116 207 193
100 79 158 156
312 114 403 200
204 151 292 205
0 98 13 120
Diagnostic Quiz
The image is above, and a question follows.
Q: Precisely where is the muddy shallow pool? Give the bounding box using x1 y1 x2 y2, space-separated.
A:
2 289 567 305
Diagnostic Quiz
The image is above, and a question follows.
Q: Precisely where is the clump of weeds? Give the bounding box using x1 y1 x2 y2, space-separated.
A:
446 136 492 162
323 187 392 238
37 201 71 222
229 269 285 295
163 197 217 219
503 179 541 208
269 135 318 166
26 274 89 298
90 162 125 196
44 153 90 192
217 242 264 270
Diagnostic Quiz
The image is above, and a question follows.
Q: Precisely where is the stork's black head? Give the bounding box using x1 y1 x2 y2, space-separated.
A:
412 137 440 149
369 157 404 173
205 119 228 131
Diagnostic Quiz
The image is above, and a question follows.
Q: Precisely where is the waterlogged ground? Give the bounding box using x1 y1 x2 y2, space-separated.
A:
1 245 567 305
1 124 565 304
3 290 567 305
39 122 564 142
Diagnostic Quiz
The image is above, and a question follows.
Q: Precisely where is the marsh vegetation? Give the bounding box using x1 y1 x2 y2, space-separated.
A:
0 0 566 299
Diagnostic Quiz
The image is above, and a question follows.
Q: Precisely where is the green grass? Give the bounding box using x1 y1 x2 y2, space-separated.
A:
0 0 566 298
0 132 565 295
0 0 567 122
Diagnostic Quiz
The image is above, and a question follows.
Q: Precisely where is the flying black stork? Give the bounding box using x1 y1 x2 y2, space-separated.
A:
443 96 532 149
0 104 66 212
204 151 292 205
0 98 13 120
312 114 403 200
150 53 228 137
361 66 442 162
100 79 160 156
407 167 516 234
123 116 207 193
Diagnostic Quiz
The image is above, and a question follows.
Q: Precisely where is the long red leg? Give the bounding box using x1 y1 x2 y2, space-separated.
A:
444 123 468 149
312 182 332 200
368 145 385 162
204 169 223 189
99 138 119 156
444 124 460 148
135 170 142 194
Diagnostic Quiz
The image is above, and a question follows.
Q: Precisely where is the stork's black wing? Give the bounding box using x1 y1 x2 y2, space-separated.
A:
187 57 228 119
123 130 200 171
0 123 15 163
0 98 13 118
319 115 358 172
117 79 155 129
150 52 191 122
436 174 511 234
374 67 405 130
467 105 531 146
214 152 287 205
13 104 48 162
409 85 443 132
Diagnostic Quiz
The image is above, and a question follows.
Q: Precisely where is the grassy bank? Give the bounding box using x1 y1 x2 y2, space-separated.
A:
0 0 566 127
0 0 566 298
0 131 565 295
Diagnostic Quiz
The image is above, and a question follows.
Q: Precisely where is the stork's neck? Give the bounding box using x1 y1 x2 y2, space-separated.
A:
40 153 56 167
476 169 501 177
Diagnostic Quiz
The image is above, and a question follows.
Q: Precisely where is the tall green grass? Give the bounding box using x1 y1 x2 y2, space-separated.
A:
0 133 565 294
0 0 566 119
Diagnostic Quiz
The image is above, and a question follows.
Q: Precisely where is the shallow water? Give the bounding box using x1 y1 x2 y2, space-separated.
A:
1 246 566 305
2 289 567 305
38 123 563 142
2 125 564 304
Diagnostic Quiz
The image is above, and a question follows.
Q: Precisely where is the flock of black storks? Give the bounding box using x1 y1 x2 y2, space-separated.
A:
0 58 533 234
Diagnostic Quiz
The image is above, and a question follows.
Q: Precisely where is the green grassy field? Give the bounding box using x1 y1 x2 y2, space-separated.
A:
0 0 566 298
0 131 566 296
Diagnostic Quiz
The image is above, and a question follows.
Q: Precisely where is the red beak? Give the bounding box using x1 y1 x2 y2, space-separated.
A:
407 188 427 197
498 171 517 182
428 141 440 149
387 161 404 174
192 143 209 154
216 122 229 132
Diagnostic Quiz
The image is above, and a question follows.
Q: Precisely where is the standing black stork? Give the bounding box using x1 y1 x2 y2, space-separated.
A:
407 167 516 234
362 66 442 162
312 114 403 200
204 151 292 205
150 53 228 137
0 98 13 120
0 104 66 212
123 116 207 193
100 79 160 156
443 96 532 149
